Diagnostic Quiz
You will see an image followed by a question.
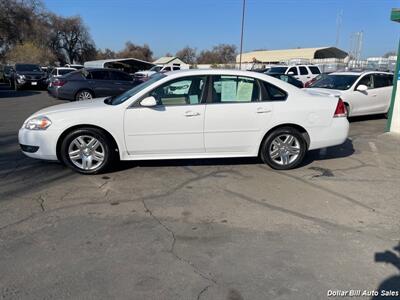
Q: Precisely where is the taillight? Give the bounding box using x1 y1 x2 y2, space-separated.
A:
52 80 66 87
334 98 347 118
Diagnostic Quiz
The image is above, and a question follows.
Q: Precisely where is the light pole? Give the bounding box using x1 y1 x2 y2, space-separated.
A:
239 0 246 70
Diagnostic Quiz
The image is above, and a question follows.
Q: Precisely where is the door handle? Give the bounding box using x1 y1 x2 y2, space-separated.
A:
184 111 200 117
256 108 271 114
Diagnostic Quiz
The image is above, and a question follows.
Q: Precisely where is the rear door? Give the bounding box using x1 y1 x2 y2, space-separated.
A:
372 73 393 113
204 75 274 155
297 66 311 83
88 70 116 97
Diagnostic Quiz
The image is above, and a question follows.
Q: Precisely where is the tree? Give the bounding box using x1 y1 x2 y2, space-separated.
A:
117 41 153 61
0 0 48 59
197 44 237 64
96 48 116 60
383 51 396 58
49 15 96 64
5 42 56 65
176 46 197 64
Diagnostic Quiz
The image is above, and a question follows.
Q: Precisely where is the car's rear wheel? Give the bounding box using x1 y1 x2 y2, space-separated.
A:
60 128 114 174
260 127 307 170
75 90 94 101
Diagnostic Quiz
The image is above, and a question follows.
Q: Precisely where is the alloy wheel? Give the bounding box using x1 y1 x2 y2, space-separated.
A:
268 134 301 166
77 91 93 100
68 135 105 170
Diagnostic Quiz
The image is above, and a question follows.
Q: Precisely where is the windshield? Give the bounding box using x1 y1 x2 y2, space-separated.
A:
108 73 166 105
15 64 42 72
266 67 288 74
310 75 359 90
149 66 162 72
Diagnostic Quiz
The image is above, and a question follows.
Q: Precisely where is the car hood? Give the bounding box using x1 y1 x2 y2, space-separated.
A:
32 97 108 117
303 88 343 97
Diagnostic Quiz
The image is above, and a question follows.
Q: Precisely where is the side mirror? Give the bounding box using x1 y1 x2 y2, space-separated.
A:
356 84 368 92
140 96 157 107
288 71 294 75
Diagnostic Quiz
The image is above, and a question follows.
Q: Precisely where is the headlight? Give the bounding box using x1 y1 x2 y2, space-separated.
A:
17 74 25 79
24 116 52 130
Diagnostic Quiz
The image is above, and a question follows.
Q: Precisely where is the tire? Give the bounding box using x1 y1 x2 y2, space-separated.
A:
75 89 94 101
60 128 115 174
260 127 307 170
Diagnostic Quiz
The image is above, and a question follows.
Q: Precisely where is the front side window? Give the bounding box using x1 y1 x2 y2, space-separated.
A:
149 76 206 105
109 73 166 105
163 66 172 72
91 70 110 80
110 71 132 81
357 74 373 89
299 66 309 75
288 67 298 75
211 75 260 103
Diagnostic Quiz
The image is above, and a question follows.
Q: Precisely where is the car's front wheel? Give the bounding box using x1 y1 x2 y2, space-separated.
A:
75 90 94 101
260 127 307 170
60 128 114 174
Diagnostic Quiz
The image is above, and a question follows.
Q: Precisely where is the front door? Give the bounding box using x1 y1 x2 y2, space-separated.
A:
124 75 207 156
204 75 274 155
351 74 378 115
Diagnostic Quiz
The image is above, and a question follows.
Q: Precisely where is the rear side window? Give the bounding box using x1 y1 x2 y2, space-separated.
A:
260 81 288 101
309 66 321 74
288 67 298 75
110 71 132 81
373 74 393 88
173 67 180 71
299 66 309 75
90 70 110 80
211 75 260 103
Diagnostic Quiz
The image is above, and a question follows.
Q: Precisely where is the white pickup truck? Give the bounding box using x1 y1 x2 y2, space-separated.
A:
135 64 183 80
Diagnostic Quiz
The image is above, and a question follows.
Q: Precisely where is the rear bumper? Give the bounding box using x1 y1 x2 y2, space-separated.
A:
308 117 349 150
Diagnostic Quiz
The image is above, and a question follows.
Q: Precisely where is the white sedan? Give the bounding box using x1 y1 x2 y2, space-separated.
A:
306 71 393 117
19 69 349 174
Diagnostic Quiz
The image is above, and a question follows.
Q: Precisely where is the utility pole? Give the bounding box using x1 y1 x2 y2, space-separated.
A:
238 0 246 70
335 10 343 47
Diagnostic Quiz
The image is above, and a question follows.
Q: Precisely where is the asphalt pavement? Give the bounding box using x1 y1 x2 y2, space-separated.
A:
0 83 399 300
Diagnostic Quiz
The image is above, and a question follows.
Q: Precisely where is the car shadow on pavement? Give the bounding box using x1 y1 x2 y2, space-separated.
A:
109 138 355 173
372 243 400 299
0 89 42 98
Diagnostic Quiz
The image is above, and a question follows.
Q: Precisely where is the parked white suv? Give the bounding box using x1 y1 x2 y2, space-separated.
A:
267 65 322 83
306 71 393 117
135 64 181 79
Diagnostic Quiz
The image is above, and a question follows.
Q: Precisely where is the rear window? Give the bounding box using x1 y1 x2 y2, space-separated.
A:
310 75 359 90
261 81 287 101
309 66 321 74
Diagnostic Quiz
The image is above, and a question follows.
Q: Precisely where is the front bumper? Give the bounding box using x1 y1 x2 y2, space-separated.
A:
16 78 47 89
18 128 58 160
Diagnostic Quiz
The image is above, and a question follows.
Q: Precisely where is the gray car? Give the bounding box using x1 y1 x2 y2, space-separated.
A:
47 68 139 101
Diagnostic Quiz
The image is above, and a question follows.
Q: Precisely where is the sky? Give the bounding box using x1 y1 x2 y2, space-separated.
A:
44 0 400 58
